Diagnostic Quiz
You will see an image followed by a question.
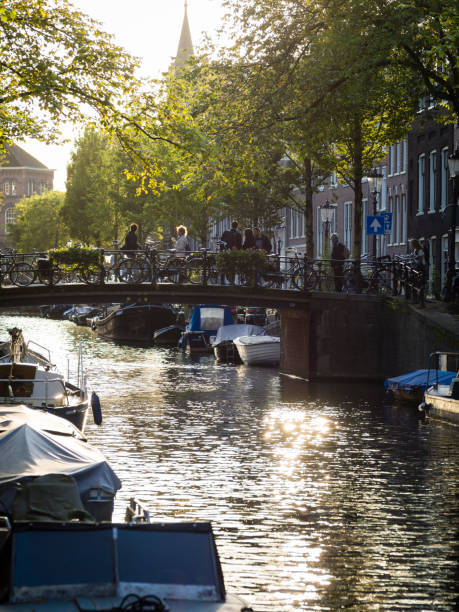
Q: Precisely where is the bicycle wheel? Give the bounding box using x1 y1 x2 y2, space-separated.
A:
115 259 144 283
10 262 35 287
185 257 204 284
79 264 105 286
39 265 63 285
290 266 305 290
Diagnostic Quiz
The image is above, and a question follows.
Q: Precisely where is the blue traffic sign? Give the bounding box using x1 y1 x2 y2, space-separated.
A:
366 215 385 235
381 211 393 232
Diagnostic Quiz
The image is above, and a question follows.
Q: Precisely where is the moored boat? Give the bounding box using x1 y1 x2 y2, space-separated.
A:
384 368 456 404
419 351 459 425
0 404 121 522
211 323 266 364
153 323 185 346
0 328 95 431
92 303 177 342
179 305 234 354
234 335 281 366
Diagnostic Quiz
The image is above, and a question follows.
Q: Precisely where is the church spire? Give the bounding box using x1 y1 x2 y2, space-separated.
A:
174 1 194 71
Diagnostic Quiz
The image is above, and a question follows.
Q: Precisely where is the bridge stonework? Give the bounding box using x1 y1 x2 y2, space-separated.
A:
281 294 459 381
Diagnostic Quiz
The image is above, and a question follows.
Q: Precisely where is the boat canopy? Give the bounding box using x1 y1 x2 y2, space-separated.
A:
212 324 266 347
0 405 121 495
384 369 457 392
189 305 233 334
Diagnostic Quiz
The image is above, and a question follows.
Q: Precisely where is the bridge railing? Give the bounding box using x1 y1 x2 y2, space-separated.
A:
0 248 426 301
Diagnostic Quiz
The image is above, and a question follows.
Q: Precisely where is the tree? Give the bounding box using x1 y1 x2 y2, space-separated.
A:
0 0 140 153
8 191 69 251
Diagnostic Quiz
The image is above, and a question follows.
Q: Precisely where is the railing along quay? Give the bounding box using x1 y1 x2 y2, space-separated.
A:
0 248 426 304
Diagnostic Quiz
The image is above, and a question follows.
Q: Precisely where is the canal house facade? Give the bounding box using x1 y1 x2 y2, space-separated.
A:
0 143 54 248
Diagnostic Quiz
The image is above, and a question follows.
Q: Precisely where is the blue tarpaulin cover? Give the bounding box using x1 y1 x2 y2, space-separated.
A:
384 369 456 391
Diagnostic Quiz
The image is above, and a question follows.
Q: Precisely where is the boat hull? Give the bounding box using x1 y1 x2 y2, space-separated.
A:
234 338 280 366
95 305 176 341
423 385 459 425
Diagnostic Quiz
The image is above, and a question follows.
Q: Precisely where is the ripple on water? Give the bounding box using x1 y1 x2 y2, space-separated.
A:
1 315 459 611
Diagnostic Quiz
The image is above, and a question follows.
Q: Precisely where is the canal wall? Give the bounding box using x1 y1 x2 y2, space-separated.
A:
281 295 459 381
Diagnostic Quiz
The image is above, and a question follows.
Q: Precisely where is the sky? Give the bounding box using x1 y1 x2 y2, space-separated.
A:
23 0 227 191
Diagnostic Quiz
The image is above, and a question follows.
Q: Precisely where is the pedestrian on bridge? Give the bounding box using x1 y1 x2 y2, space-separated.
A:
253 227 272 254
121 223 138 258
221 220 242 251
331 233 348 292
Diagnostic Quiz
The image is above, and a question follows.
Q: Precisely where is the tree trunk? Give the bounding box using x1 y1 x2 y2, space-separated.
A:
352 116 363 260
303 157 314 258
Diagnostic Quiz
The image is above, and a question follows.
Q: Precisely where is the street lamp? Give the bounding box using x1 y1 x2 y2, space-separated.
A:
445 147 459 301
320 200 337 255
367 168 384 259
273 217 285 256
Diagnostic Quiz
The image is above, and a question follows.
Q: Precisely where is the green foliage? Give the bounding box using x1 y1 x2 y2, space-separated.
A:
7 191 69 251
50 246 102 268
216 249 273 285
0 0 140 153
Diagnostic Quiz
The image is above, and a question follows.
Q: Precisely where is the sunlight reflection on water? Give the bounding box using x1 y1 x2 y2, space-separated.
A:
1 314 459 611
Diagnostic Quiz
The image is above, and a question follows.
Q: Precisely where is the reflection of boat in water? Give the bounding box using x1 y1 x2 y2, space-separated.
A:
419 351 459 425
212 323 266 363
179 305 234 354
0 405 121 523
384 368 456 404
0 408 249 611
92 303 177 342
0 328 94 431
234 335 280 366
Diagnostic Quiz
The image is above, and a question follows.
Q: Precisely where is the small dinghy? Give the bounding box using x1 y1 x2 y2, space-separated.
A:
211 323 266 363
234 335 280 366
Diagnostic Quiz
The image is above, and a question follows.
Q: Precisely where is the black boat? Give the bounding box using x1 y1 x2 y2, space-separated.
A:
92 303 177 342
153 324 185 346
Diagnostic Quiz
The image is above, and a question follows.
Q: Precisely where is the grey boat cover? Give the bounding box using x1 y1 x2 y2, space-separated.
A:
0 405 121 497
211 324 266 347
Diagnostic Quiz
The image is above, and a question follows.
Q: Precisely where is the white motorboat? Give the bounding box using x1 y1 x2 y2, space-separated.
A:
234 335 280 366
211 323 266 363
0 327 98 431
419 350 459 425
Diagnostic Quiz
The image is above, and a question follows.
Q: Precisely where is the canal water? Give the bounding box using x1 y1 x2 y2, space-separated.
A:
2 313 459 611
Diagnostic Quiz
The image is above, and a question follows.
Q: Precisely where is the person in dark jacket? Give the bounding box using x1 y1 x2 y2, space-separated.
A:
122 223 138 257
252 227 272 253
221 220 242 250
331 232 347 291
243 228 256 250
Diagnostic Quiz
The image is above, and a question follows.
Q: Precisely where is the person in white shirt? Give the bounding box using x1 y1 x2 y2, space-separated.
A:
172 225 189 257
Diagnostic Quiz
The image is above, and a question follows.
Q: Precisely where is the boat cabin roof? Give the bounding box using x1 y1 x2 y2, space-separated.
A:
5 521 226 606
189 305 233 334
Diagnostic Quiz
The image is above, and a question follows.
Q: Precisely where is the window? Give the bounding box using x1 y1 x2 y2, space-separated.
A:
3 180 16 195
396 142 402 174
402 140 408 173
418 154 425 213
5 208 17 224
388 196 394 245
39 181 48 194
26 179 34 196
362 198 368 255
395 195 400 244
329 172 338 189
389 145 395 176
344 202 352 251
429 150 436 212
380 167 387 211
441 147 449 210
316 207 323 256
401 194 407 245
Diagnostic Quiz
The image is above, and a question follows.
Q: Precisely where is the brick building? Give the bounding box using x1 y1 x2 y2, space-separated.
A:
0 143 54 248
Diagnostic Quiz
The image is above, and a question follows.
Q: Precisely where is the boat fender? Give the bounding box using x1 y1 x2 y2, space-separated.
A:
91 392 103 425
418 401 432 414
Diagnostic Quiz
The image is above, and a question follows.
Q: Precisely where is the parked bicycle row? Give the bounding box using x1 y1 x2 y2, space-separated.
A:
0 248 425 298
